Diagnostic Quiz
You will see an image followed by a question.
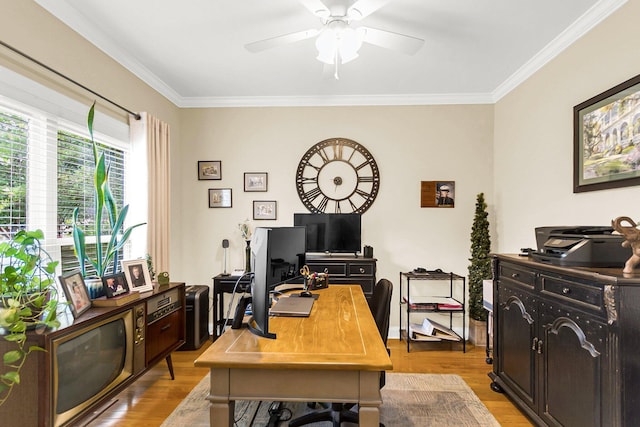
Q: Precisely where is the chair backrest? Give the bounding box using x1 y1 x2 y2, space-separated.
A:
369 278 393 344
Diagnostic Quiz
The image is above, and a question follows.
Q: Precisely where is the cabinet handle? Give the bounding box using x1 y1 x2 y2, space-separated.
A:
537 339 543 354
160 323 172 332
562 287 571 295
359 268 365 274
532 337 538 351
511 273 519 279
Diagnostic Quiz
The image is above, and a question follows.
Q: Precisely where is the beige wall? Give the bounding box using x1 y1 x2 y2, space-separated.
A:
4 0 637 336
494 0 640 252
178 106 494 317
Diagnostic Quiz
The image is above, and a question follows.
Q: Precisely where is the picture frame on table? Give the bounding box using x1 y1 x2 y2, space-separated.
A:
198 160 221 180
253 200 277 220
244 172 268 192
101 272 130 298
574 73 640 193
59 270 92 318
122 259 154 293
209 188 232 208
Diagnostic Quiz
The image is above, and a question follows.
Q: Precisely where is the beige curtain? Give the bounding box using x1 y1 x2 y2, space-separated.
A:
129 112 171 274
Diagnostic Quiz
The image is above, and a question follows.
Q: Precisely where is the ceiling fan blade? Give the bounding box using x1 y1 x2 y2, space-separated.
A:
359 27 424 55
245 29 320 53
298 0 330 17
348 0 393 20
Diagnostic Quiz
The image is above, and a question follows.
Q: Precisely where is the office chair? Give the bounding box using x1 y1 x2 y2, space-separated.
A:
289 279 393 427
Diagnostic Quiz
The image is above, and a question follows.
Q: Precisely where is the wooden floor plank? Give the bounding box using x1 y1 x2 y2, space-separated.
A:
86 339 533 426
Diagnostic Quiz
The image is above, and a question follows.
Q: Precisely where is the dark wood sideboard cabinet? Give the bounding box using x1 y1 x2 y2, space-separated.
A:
490 255 640 427
305 255 377 300
0 282 185 427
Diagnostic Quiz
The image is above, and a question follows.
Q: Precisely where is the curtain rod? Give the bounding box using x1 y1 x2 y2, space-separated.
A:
0 40 141 120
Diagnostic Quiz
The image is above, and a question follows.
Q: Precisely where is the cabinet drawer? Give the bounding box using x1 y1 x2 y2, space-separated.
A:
541 275 603 310
308 263 346 276
349 263 374 276
499 263 536 289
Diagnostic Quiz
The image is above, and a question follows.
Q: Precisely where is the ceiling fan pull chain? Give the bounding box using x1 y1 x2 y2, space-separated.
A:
334 51 340 80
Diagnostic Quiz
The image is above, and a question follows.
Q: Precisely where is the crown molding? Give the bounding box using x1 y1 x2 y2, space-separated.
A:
492 0 627 102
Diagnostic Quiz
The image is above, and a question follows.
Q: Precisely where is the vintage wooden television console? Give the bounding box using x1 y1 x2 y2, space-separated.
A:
0 282 185 427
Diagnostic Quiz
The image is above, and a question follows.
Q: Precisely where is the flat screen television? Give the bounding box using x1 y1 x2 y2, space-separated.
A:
293 213 362 254
249 226 306 339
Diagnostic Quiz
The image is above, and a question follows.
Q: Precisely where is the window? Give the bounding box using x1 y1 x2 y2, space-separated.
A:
0 109 28 236
0 97 130 273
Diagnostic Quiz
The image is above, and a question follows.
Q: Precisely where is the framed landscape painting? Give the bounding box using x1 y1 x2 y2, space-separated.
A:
574 73 640 193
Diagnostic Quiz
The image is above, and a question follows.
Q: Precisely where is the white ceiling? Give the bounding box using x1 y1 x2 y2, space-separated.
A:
35 0 624 107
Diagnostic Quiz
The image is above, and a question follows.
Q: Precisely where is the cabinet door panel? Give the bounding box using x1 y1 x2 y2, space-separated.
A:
541 311 604 427
498 284 537 409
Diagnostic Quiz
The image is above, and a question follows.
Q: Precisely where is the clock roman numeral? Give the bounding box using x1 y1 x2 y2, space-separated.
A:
356 189 371 199
303 187 322 201
358 176 375 183
355 160 372 171
334 201 342 213
317 196 329 212
333 143 343 160
297 176 318 184
318 149 330 164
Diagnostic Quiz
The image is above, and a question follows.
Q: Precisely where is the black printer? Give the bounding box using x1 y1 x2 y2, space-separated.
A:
530 226 630 267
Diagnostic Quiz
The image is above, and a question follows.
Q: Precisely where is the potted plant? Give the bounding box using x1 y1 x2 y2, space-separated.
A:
72 102 145 289
468 192 491 346
0 229 60 406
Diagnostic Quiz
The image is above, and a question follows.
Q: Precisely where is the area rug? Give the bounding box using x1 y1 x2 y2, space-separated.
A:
161 372 499 427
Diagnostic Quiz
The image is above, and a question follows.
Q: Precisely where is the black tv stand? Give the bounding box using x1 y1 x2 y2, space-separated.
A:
304 255 376 302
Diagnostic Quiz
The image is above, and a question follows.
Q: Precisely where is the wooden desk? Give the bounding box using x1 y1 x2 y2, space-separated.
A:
194 285 393 427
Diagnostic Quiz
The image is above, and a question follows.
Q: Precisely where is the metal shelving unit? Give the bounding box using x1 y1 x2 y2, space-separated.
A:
399 271 466 352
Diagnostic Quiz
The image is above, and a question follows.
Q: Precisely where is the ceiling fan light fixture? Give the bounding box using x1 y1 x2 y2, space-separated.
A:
315 25 363 65
316 29 337 64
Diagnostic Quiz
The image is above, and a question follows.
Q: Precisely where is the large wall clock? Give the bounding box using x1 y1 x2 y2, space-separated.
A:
296 138 380 214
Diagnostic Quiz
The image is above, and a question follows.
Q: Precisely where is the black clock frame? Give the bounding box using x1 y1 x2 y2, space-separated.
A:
296 138 380 214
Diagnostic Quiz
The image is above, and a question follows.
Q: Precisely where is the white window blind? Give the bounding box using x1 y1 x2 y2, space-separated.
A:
0 95 130 274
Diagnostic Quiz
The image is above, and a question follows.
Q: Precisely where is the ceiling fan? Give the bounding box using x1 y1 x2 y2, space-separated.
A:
244 0 424 78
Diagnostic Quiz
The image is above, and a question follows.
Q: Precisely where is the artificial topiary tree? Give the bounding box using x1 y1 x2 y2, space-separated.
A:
468 192 491 322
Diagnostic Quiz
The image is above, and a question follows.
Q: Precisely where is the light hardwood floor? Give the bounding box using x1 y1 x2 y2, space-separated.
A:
87 339 533 426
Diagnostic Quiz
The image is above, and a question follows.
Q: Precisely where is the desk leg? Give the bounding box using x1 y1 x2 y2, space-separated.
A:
358 405 380 427
208 368 234 427
358 371 382 427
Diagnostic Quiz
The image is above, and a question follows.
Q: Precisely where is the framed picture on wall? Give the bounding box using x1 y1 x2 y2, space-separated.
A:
253 200 277 220
198 161 221 180
574 72 640 193
420 181 455 208
209 188 232 208
244 172 268 192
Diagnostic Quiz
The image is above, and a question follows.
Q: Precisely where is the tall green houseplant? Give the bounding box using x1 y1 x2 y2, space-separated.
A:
72 102 144 277
468 192 491 322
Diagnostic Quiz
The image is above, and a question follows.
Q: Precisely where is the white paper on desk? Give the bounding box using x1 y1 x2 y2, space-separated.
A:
231 269 245 277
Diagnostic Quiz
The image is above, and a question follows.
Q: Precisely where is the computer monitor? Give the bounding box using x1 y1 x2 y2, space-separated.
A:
248 226 306 339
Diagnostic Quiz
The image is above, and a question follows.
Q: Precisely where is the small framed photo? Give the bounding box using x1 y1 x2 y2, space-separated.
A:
209 188 232 208
420 180 455 208
198 160 221 180
101 272 130 298
244 172 268 192
122 259 154 293
59 270 92 318
253 200 277 220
